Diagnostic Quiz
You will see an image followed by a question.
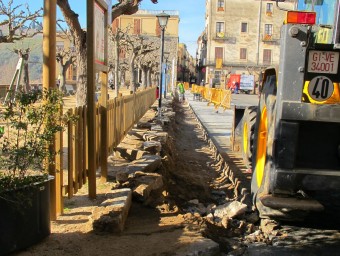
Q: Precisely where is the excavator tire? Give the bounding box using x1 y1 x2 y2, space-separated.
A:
241 106 258 170
251 93 277 218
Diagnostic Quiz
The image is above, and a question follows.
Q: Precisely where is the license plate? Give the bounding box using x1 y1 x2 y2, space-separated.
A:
307 51 339 74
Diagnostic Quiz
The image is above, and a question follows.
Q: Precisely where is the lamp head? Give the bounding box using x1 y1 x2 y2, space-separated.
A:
156 12 170 29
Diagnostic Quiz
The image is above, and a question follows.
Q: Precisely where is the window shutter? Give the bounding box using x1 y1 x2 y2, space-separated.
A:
112 18 120 33
134 19 141 35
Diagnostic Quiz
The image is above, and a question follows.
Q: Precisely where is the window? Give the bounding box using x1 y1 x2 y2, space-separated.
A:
216 22 224 33
265 24 273 35
266 3 273 15
240 48 247 60
263 49 272 65
241 23 248 33
217 0 224 11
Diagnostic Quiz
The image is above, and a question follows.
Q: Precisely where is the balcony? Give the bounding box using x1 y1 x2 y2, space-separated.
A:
265 11 273 17
262 33 280 43
214 32 236 44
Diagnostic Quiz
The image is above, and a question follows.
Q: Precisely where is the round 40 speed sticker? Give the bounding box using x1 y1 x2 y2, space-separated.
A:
307 76 334 102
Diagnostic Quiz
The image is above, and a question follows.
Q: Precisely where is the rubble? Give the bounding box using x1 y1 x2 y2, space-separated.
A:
213 201 248 219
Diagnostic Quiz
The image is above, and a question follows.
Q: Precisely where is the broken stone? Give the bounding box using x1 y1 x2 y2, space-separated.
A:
188 199 200 205
246 223 255 234
143 141 162 154
245 212 260 224
173 237 220 256
132 173 164 202
206 213 214 223
116 168 129 183
143 131 168 144
118 139 144 150
213 201 248 219
162 111 175 119
127 155 162 173
151 124 163 131
206 204 216 215
114 147 148 161
260 219 280 234
221 216 231 229
91 188 132 233
126 130 145 140
111 182 122 189
136 121 152 129
211 190 226 196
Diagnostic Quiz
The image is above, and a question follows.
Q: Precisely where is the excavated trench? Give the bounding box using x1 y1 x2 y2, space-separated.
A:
158 100 261 253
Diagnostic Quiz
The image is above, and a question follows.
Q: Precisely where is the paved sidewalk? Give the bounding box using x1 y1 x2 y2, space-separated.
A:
186 90 258 204
185 91 234 153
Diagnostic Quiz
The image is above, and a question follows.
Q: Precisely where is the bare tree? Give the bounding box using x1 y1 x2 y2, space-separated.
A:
136 45 158 89
109 26 131 97
0 1 42 92
0 0 42 43
122 35 157 92
56 47 76 93
57 0 158 106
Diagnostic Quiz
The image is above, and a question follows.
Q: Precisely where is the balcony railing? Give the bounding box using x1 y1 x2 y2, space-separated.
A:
214 32 236 44
262 33 280 42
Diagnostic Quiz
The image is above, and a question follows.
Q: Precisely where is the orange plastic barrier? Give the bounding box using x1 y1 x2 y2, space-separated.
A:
207 88 222 110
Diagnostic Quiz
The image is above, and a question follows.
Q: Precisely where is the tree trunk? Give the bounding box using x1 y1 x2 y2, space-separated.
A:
23 61 30 92
61 68 67 93
114 40 119 98
147 68 152 87
76 48 87 105
22 52 30 92
141 67 147 89
129 52 136 93
57 0 87 106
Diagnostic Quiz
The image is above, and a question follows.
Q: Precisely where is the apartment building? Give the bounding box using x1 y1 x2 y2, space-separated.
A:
111 10 180 87
177 43 196 82
199 0 294 87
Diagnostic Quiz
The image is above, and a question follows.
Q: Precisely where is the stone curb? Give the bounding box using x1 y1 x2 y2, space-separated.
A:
187 104 252 208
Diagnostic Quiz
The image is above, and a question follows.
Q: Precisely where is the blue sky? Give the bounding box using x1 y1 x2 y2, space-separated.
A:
6 0 204 57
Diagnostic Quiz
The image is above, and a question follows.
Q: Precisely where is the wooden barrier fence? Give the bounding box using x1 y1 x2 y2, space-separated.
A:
53 87 156 217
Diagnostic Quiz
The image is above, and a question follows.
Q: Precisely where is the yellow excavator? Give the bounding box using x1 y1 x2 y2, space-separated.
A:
239 0 340 219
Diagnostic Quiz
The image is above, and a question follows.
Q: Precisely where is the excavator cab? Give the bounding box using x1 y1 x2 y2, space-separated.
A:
247 0 340 220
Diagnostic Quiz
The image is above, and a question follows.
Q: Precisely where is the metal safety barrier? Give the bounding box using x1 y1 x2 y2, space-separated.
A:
191 84 231 111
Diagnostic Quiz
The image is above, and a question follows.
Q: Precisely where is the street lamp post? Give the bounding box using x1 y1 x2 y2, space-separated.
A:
163 53 169 99
156 11 170 118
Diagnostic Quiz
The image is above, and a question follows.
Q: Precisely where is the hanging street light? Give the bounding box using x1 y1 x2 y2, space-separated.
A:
156 11 170 118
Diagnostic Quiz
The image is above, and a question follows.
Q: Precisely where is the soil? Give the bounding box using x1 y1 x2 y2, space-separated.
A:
15 100 236 256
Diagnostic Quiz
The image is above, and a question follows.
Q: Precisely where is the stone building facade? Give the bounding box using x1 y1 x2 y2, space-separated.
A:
199 0 294 88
